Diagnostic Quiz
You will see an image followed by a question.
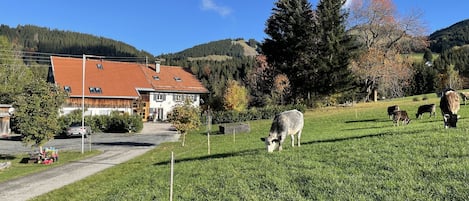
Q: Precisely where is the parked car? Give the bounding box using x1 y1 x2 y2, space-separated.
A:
65 123 92 138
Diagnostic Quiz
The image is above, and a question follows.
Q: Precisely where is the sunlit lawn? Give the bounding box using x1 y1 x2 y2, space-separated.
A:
31 93 469 200
0 150 100 183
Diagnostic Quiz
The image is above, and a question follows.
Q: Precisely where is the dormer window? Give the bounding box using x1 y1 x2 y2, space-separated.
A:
95 87 102 93
89 87 102 94
174 77 182 82
153 76 160 80
96 63 104 70
64 86 71 93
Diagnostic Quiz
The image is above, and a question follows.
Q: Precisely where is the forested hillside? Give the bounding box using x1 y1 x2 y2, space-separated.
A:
158 38 261 110
429 19 469 53
0 24 154 59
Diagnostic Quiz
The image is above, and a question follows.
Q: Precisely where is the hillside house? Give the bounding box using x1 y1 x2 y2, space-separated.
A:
49 56 208 121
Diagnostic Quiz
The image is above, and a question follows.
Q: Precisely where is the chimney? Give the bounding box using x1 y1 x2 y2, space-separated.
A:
155 61 160 73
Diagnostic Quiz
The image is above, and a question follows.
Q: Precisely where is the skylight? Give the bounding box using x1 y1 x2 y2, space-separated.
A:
96 63 104 70
64 86 71 93
153 75 160 80
89 87 102 94
174 77 182 82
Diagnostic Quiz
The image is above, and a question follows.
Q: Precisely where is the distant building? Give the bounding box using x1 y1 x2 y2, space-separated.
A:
49 56 208 121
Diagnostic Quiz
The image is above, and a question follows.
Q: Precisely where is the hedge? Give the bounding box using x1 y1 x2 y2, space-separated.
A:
210 104 306 124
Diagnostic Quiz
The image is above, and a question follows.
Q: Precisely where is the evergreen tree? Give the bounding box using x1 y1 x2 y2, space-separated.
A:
262 0 318 102
315 0 356 96
423 48 433 62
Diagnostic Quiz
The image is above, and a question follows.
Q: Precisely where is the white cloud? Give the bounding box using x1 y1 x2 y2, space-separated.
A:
201 0 232 17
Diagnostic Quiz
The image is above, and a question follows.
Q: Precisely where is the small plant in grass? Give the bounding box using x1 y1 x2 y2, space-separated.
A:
167 99 201 146
413 97 420 101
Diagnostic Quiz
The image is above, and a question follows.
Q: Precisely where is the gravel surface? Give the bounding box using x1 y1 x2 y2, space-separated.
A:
0 123 180 201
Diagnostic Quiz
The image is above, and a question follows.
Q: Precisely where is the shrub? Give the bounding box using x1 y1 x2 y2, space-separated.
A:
210 104 306 124
58 110 143 134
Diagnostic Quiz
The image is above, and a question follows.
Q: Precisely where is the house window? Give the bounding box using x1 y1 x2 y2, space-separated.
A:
186 94 197 102
174 94 183 102
152 76 160 80
64 86 71 93
89 87 96 93
174 77 182 82
96 63 104 69
154 93 165 102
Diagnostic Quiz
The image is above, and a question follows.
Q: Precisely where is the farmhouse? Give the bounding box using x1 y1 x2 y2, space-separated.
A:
49 56 208 121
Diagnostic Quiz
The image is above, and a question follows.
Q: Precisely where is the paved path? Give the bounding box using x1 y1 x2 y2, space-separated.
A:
0 123 179 201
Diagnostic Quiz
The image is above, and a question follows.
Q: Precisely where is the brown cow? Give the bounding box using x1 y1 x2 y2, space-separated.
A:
440 89 460 128
393 110 411 126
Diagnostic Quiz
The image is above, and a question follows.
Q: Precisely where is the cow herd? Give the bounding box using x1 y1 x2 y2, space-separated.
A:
260 89 463 152
388 89 461 129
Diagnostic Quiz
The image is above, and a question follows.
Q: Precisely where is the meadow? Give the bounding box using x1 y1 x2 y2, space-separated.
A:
33 94 469 200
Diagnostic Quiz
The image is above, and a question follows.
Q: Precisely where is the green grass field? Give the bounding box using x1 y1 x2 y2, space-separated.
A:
0 151 100 183
33 94 469 200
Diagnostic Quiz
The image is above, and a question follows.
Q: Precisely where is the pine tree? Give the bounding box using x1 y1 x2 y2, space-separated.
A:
262 0 318 102
315 0 356 96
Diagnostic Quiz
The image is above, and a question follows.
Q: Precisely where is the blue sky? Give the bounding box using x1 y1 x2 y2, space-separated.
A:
1 0 468 56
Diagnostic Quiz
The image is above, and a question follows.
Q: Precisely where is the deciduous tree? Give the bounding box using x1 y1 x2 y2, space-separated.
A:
223 80 248 112
348 0 427 100
167 100 201 147
13 78 66 149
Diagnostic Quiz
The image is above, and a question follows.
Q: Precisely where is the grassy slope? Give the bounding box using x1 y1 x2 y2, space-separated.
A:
33 94 469 200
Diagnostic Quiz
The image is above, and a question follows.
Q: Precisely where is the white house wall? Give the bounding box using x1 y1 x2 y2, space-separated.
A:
60 92 201 121
149 92 200 121
61 107 132 116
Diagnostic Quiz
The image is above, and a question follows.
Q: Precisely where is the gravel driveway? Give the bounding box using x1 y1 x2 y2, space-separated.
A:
0 123 180 201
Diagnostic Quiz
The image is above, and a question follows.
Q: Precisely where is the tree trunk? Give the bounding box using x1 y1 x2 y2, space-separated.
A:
373 88 378 102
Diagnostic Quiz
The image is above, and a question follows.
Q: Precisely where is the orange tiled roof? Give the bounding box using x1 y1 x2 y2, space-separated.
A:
51 56 208 98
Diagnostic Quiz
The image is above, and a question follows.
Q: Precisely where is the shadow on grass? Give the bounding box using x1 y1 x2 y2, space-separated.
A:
345 119 383 124
153 127 435 166
0 154 16 160
303 128 430 146
153 149 259 166
92 142 155 147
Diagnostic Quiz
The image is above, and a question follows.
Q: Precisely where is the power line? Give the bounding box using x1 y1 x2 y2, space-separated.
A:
0 50 151 66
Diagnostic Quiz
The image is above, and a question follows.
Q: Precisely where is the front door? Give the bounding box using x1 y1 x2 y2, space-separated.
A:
157 108 164 121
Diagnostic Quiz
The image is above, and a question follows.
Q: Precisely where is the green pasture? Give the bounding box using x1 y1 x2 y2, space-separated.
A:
0 151 100 183
33 94 469 200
